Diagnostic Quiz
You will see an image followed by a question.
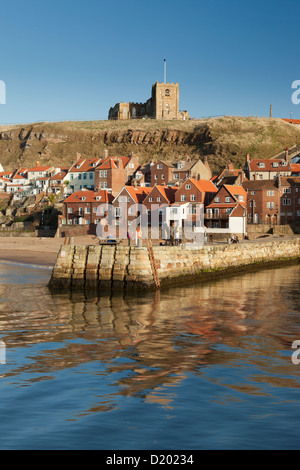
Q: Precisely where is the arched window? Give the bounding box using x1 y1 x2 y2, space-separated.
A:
132 107 136 118
123 107 128 118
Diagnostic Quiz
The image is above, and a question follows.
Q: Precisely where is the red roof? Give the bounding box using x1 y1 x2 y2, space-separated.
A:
51 171 67 181
121 186 152 203
249 159 291 172
281 118 300 125
223 185 247 207
69 158 102 173
96 156 130 171
291 164 300 173
27 166 52 172
156 185 178 204
64 190 114 204
190 178 218 193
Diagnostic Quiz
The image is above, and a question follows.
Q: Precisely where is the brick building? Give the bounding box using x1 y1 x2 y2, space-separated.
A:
280 177 300 224
242 180 280 225
205 185 247 230
244 154 291 181
151 158 212 186
174 178 217 206
63 190 114 232
94 155 139 196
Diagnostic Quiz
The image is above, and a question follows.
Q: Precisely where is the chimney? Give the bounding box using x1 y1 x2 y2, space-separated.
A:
246 153 251 162
228 160 234 172
285 148 289 162
36 160 40 167
103 149 109 159
115 158 123 170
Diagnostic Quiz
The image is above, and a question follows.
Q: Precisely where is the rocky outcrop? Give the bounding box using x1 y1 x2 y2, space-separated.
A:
1 117 299 173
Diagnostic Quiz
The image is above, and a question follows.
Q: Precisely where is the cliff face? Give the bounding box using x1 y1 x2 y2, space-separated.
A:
0 116 299 174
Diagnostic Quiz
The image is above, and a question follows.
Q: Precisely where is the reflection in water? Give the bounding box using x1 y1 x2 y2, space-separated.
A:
0 263 299 449
0 266 300 404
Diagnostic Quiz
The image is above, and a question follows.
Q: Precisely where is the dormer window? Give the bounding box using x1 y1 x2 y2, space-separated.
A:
96 196 101 201
272 162 279 168
258 162 265 168
82 197 86 201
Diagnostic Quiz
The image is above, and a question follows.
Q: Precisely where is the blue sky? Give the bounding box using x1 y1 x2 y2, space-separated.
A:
1 0 300 124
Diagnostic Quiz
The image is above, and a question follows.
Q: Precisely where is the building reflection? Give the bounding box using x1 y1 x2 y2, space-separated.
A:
0 265 299 414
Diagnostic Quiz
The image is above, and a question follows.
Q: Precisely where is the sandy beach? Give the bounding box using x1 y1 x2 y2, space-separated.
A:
0 236 100 267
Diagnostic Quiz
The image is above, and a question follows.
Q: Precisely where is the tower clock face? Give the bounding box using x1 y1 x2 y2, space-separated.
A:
165 89 170 96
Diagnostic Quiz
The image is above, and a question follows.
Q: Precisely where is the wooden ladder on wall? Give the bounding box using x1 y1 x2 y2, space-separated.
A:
147 240 160 289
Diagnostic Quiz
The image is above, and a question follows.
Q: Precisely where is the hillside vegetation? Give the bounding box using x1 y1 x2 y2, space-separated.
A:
0 116 299 174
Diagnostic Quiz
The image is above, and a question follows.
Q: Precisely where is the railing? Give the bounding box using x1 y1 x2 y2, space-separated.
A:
205 213 230 220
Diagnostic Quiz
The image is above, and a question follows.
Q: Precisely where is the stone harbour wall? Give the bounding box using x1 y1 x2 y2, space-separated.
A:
48 237 300 292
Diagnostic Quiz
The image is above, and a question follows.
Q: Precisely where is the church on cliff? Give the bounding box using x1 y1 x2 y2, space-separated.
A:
108 81 190 121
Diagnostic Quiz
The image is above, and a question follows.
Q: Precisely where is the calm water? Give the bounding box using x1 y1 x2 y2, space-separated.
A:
0 261 299 450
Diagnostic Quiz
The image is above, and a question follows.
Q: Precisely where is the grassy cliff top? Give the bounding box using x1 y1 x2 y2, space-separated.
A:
0 116 299 173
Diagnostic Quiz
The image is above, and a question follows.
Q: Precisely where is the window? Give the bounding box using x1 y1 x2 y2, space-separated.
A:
251 191 255 195
79 207 83 215
157 197 161 202
258 162 265 168
82 197 86 201
267 202 274 209
155 175 158 180
68 208 73 214
100 171 103 178
181 195 186 202
104 171 107 178
161 175 165 180
267 191 275 196
89 173 93 179
149 197 153 202
190 194 196 201
225 197 231 203
85 207 91 214
283 198 291 205
186 184 191 190
83 173 87 180
115 207 122 217
78 174 82 180
215 197 220 203
283 188 291 193
157 164 163 169
272 162 279 168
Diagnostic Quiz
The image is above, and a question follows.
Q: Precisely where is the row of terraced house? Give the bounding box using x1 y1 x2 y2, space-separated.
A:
1 148 300 238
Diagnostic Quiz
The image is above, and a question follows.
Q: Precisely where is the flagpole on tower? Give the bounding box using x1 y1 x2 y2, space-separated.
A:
164 59 167 83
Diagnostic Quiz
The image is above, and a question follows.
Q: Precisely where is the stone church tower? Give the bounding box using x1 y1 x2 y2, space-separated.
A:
151 82 179 119
108 81 190 120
